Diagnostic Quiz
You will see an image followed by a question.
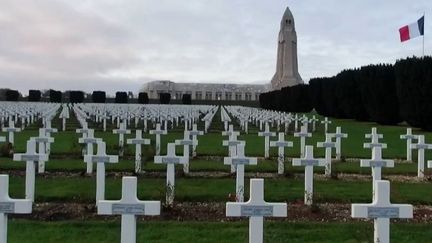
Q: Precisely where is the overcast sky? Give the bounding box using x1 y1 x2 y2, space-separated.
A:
0 0 430 95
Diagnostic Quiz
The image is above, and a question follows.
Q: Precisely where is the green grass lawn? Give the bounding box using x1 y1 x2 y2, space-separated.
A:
0 157 429 176
5 175 432 204
8 220 432 243
3 115 432 159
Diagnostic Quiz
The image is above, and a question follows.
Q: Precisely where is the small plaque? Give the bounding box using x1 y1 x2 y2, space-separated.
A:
112 203 145 215
228 141 241 146
34 138 51 143
21 155 42 161
130 139 147 144
5 128 18 132
370 161 387 167
92 156 111 163
189 131 202 136
320 142 335 147
241 205 273 216
232 158 252 165
275 142 289 147
0 202 15 213
162 157 180 164
300 160 319 166
368 207 399 218
83 138 99 143
261 132 274 137
178 141 193 145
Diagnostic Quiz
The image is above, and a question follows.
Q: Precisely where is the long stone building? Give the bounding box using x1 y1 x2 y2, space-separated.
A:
141 80 269 101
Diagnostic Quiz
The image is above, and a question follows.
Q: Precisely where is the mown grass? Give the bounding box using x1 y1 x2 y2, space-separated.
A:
5 175 432 204
8 220 432 243
3 115 432 160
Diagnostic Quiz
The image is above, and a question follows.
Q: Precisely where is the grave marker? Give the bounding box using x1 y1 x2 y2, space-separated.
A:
154 143 187 205
293 125 311 158
258 123 276 159
269 133 293 174
224 144 258 202
175 131 196 174
126 130 151 174
330 126 348 160
292 146 325 205
351 180 413 243
400 128 418 162
79 129 101 174
113 122 131 156
410 135 432 178
226 179 287 243
149 123 167 156
317 134 336 177
98 177 160 243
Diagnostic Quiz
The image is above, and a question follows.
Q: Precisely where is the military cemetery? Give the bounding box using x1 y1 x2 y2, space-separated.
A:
1 1 431 243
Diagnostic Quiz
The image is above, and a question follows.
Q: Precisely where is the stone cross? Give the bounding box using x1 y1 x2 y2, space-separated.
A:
100 113 109 132
224 143 258 202
175 131 197 174
76 123 91 156
126 130 151 174
410 135 432 178
79 129 101 174
321 117 332 133
330 126 348 160
258 123 276 159
31 128 54 174
364 127 384 148
293 114 299 131
43 120 57 155
2 120 21 146
269 133 293 174
317 134 336 177
360 146 394 197
154 143 187 205
13 140 48 201
428 160 432 169
222 125 241 173
113 122 131 156
351 180 413 243
0 174 32 243
188 124 203 158
149 123 167 156
293 125 312 158
292 146 325 205
84 141 119 203
226 179 287 243
309 115 319 132
98 176 160 243
400 128 418 162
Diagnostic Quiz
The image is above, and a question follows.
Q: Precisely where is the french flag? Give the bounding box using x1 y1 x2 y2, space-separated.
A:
399 16 425 42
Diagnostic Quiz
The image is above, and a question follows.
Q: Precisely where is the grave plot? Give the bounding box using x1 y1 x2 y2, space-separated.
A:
0 103 432 242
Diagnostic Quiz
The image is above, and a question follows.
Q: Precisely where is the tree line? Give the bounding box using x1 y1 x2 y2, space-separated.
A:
259 56 432 130
1 90 194 105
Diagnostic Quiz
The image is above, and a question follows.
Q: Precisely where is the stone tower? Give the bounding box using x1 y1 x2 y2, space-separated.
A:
271 7 303 90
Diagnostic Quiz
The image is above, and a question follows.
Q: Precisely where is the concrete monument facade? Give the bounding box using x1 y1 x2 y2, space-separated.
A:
271 7 303 90
141 81 269 101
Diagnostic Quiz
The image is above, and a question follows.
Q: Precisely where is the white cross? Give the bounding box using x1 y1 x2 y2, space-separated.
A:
317 134 336 177
258 123 276 159
98 176 160 243
175 131 197 174
31 128 54 174
400 128 418 162
351 180 413 243
293 125 312 158
43 120 57 155
292 146 325 205
149 123 167 156
330 126 348 160
321 117 332 133
2 120 21 146
293 114 299 131
428 160 432 169
154 143 187 205
0 174 32 243
360 146 394 197
222 125 242 173
226 178 287 243
100 114 109 132
76 122 91 156
84 141 119 203
113 122 131 156
79 129 101 174
188 124 203 158
224 143 258 202
270 133 293 174
309 115 319 132
410 135 432 178
13 140 48 201
126 130 150 174
364 127 384 148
